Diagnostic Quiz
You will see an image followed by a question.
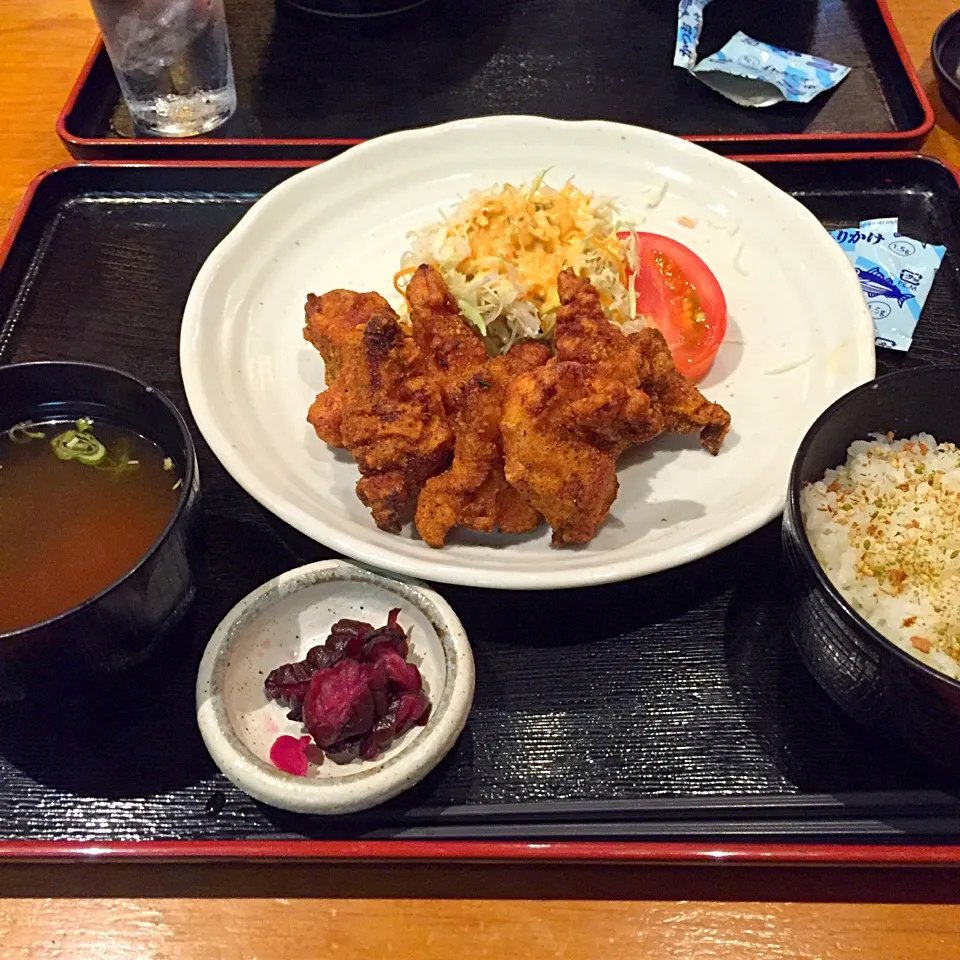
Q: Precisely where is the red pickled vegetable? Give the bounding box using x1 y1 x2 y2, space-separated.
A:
367 658 390 715
326 736 363 764
263 608 431 769
264 660 314 712
361 607 409 658
305 645 339 670
269 735 313 776
392 689 430 734
360 714 395 761
368 644 422 691
303 658 375 748
330 618 375 638
325 619 373 660
360 690 430 761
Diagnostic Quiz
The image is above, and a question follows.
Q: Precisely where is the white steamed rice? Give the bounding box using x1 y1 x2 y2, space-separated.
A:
801 432 960 681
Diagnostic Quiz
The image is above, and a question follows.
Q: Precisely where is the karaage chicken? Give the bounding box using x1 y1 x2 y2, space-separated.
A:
406 264 548 547
303 289 394 448
303 266 731 548
501 269 730 546
629 327 731 455
501 272 663 546
304 291 453 532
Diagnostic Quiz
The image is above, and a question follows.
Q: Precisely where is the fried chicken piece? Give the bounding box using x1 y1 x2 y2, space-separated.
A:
628 327 731 455
554 268 731 454
407 264 547 546
303 289 395 448
501 269 663 545
329 311 453 532
502 360 661 546
414 369 506 546
304 289 394 382
502 270 731 545
501 267 729 545
414 345 549 546
307 388 348 448
553 269 642 383
494 482 543 535
407 263 488 377
490 343 552 533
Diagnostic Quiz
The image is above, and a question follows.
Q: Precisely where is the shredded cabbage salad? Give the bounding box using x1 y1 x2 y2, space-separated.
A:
397 174 640 353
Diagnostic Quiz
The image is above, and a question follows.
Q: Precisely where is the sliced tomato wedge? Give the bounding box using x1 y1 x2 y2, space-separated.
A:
617 231 727 382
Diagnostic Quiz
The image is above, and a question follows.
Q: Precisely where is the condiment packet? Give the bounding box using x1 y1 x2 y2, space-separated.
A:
674 0 850 107
830 218 946 352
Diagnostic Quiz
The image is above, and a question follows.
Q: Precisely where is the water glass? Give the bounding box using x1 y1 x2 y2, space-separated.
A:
89 0 237 137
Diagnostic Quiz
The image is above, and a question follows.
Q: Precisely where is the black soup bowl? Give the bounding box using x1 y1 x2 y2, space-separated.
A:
782 364 960 771
275 0 432 17
932 8 960 125
0 362 201 700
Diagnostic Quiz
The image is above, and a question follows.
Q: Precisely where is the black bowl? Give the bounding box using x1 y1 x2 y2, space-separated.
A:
932 9 960 124
275 0 432 18
782 364 960 771
0 362 201 701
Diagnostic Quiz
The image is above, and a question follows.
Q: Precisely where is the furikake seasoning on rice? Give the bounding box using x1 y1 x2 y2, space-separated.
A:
801 432 960 680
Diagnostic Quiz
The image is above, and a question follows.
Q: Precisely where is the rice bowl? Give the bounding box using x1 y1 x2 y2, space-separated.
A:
801 432 960 681
782 365 960 770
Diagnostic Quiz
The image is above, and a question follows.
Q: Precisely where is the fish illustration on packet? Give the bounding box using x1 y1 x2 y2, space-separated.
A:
856 267 916 309
830 218 946 352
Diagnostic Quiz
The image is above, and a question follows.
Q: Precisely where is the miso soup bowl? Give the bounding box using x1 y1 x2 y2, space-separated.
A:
0 361 201 700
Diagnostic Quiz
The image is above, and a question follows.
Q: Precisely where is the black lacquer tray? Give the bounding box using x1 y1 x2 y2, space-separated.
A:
58 0 932 161
1 155 960 856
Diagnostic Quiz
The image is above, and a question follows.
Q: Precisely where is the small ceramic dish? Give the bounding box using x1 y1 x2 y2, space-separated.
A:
196 559 474 814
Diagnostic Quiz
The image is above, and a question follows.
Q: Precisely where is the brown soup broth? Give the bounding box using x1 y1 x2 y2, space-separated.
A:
0 420 180 633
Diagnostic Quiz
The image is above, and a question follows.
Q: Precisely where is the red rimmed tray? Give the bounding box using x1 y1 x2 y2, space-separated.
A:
0 839 958 865
56 0 933 161
1 154 959 866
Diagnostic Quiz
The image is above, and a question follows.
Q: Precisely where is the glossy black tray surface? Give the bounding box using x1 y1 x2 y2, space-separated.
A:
58 0 931 160
1 157 959 844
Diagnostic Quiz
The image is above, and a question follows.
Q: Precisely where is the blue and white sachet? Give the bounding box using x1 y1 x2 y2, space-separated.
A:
674 0 850 107
830 218 946 352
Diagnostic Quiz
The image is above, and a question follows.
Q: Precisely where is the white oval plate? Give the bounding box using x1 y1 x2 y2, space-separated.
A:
181 116 874 590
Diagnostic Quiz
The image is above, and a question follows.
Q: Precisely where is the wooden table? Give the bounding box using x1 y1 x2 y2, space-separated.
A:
0 1 959 957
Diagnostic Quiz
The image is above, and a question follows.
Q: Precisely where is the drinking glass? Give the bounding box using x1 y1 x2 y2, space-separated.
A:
89 0 237 137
